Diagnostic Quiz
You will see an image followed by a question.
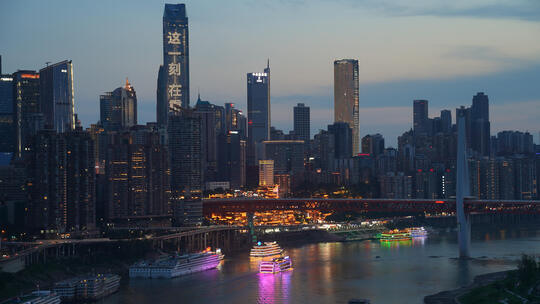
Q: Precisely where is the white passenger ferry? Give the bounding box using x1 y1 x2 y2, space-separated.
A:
250 241 283 257
129 251 221 279
259 256 293 274
407 227 428 237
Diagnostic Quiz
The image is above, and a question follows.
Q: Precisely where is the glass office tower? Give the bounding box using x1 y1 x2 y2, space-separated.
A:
39 60 75 133
247 61 271 165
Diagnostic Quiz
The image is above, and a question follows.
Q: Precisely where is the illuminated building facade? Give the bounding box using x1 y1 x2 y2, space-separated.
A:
334 59 359 155
225 102 246 138
259 159 274 187
39 60 75 133
100 79 137 131
158 3 189 127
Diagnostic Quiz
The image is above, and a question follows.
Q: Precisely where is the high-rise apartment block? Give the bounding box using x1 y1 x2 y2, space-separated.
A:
103 127 169 222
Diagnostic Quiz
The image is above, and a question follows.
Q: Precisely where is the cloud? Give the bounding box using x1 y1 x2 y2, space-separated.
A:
335 0 540 22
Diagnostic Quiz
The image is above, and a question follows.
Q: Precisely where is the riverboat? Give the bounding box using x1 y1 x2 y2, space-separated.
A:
406 227 428 237
259 256 292 274
378 229 412 241
250 241 283 257
129 252 221 279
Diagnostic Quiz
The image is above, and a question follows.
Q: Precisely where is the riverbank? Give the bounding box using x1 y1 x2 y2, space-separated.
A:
0 240 155 301
424 269 513 304
0 255 135 302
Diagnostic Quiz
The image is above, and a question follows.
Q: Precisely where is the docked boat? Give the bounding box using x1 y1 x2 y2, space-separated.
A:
379 229 412 241
203 247 225 260
250 241 283 257
129 252 221 279
3 291 61 304
407 227 428 237
259 256 292 274
54 274 120 301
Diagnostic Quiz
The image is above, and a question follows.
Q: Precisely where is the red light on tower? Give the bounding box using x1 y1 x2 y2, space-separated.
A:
248 120 253 125
429 168 434 172
417 169 422 172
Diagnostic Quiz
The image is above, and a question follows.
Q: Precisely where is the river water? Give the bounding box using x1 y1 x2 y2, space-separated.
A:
105 226 540 304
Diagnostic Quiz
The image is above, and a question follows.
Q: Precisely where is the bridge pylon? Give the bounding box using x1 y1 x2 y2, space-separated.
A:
456 113 471 258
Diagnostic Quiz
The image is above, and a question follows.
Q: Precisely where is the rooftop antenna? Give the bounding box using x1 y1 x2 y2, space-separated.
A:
125 77 130 89
45 61 51 67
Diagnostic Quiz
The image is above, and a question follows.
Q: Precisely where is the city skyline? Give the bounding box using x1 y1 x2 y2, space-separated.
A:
1 3 540 303
1 1 539 146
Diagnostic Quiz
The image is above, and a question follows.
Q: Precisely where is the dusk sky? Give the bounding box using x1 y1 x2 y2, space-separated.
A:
1 0 539 146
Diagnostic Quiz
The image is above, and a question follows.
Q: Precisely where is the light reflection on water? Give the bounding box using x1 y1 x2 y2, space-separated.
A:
257 271 292 304
105 226 540 304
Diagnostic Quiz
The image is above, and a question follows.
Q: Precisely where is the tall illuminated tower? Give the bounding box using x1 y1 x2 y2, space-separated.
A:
158 3 189 127
334 59 359 155
247 61 270 165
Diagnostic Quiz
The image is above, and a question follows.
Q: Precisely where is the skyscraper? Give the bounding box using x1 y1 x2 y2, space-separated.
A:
12 71 41 158
293 103 310 143
334 59 359 155
328 122 353 159
194 95 219 182
440 109 452 133
225 103 246 138
247 61 271 164
168 110 202 196
103 127 169 221
27 129 95 234
39 60 75 133
361 134 385 157
158 3 189 127
100 79 137 131
471 92 490 156
0 74 15 154
218 131 246 189
413 100 429 135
